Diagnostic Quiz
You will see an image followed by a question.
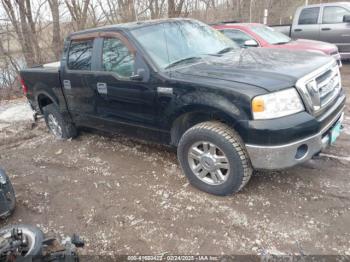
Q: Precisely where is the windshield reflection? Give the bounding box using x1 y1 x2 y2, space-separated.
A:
131 20 238 70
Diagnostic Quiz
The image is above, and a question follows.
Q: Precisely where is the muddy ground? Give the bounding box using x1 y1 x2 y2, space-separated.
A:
0 64 350 257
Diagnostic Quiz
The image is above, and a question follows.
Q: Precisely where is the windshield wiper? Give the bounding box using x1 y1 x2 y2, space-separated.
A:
217 47 234 54
164 56 202 69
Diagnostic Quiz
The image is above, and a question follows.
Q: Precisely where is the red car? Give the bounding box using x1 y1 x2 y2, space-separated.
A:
213 22 342 66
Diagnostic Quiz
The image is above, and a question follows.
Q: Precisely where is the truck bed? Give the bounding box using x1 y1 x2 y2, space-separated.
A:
20 63 64 113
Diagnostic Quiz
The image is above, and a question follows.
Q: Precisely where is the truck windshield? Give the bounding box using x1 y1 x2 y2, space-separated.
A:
131 20 238 70
251 25 291 45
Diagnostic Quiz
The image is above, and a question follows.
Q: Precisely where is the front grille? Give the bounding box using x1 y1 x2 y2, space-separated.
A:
296 62 342 114
315 68 341 107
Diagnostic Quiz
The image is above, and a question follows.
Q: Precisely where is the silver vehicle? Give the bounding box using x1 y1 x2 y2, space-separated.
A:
272 2 350 60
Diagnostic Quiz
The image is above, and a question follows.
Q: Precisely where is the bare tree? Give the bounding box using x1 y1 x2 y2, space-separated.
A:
2 0 35 66
0 23 21 97
24 0 42 63
168 0 186 18
118 0 136 22
149 0 166 19
97 0 119 24
48 0 62 60
65 0 91 30
88 1 106 27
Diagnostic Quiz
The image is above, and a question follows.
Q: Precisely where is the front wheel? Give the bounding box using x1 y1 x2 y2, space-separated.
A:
177 121 252 196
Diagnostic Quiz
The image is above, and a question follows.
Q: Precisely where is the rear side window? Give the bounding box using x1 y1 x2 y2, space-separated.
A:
222 29 254 47
323 6 350 24
102 38 135 78
298 7 320 25
67 40 93 70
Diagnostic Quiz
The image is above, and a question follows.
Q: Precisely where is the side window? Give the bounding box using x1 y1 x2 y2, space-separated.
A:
323 6 350 24
67 40 93 70
222 29 254 48
102 38 135 78
298 7 320 25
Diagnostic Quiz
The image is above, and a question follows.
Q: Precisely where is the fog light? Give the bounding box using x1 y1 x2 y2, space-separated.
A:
295 144 308 160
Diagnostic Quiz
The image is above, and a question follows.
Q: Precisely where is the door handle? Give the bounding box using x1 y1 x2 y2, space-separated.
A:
63 80 71 90
321 28 331 31
97 82 107 95
294 29 302 32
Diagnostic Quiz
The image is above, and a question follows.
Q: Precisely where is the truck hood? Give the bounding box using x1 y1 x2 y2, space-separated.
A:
173 48 334 92
269 39 338 55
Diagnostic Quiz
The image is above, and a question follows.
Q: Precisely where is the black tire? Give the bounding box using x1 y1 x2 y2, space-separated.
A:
5 177 16 216
0 169 16 219
0 224 44 257
43 104 77 139
177 121 252 196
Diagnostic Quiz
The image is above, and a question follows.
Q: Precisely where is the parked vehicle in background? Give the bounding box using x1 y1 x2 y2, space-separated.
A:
213 22 342 66
0 168 15 219
20 19 345 196
271 2 350 60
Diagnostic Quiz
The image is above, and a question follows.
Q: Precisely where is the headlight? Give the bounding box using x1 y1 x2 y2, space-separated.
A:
252 88 305 120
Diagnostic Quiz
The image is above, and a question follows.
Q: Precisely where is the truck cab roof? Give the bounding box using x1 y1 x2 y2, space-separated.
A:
68 18 193 38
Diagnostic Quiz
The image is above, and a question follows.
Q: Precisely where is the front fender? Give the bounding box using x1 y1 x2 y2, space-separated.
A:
165 92 249 128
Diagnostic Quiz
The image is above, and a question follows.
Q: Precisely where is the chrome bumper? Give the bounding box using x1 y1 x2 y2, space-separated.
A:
246 109 345 170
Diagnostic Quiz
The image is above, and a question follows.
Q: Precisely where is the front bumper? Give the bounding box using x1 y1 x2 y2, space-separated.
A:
245 107 345 170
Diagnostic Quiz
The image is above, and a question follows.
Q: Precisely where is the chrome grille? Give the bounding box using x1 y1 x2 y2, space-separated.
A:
296 62 342 114
316 68 340 107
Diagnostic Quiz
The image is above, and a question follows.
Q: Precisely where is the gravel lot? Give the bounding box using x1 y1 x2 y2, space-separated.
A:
0 63 350 256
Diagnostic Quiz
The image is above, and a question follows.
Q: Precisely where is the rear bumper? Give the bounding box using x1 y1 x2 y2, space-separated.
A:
245 106 345 170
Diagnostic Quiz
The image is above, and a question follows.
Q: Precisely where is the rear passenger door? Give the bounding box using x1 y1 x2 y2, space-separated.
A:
293 7 321 40
320 5 350 54
61 37 100 125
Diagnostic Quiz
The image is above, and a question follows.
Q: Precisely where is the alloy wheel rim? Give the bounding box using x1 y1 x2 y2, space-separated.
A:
47 114 62 138
187 141 230 185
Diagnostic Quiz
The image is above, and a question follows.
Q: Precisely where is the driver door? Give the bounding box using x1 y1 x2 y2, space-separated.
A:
90 33 157 128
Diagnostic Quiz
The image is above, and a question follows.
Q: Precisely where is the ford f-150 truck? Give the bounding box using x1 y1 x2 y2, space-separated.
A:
271 2 350 60
20 19 346 196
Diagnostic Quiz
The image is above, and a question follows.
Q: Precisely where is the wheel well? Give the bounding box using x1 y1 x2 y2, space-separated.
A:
37 94 54 113
170 111 232 146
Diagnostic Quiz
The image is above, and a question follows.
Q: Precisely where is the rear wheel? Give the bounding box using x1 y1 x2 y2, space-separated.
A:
177 121 252 196
43 104 77 140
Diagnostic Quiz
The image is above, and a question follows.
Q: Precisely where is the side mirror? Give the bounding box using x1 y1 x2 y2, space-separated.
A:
343 15 350 23
130 68 146 81
244 39 259 47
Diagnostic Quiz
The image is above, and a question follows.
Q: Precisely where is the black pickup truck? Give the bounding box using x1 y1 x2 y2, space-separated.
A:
20 18 346 196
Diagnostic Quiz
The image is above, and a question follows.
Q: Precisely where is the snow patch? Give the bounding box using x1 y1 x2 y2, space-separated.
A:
0 102 34 123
